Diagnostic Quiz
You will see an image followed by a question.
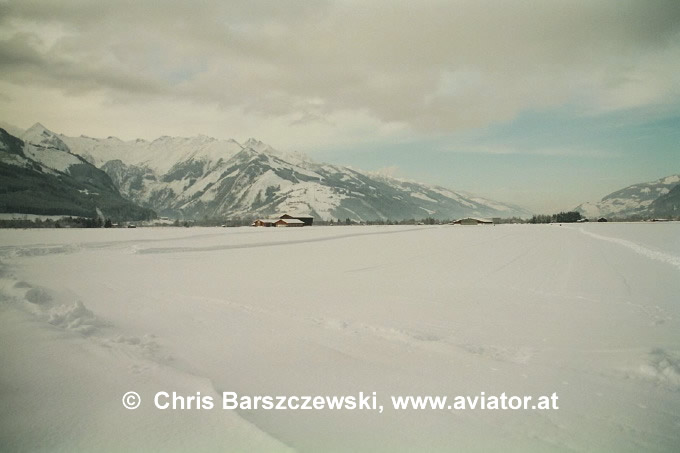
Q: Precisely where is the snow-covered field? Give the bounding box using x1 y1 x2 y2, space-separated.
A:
1 224 679 452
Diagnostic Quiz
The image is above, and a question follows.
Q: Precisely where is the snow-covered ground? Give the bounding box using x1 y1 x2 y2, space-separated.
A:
1 224 679 452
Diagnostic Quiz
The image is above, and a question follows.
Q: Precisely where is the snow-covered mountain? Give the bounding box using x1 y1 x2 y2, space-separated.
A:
649 183 680 218
0 126 154 220
22 123 91 173
575 174 680 219
55 128 530 221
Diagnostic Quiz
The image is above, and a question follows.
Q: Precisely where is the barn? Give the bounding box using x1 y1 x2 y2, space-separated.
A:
451 218 493 225
275 218 305 227
252 214 314 227
279 214 314 226
251 219 279 227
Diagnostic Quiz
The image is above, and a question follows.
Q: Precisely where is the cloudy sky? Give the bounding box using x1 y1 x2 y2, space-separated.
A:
1 0 679 212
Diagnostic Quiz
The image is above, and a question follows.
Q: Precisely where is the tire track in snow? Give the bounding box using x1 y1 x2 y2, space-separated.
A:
576 227 680 271
136 227 429 254
0 231 233 258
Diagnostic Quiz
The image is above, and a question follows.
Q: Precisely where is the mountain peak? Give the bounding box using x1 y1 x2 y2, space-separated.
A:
244 137 262 146
243 137 274 154
26 122 50 135
22 122 71 154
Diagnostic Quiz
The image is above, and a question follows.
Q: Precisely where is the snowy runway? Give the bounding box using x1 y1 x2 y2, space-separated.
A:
1 224 679 451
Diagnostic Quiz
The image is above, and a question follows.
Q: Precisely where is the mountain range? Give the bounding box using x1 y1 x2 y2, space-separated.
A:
4 122 677 222
574 174 680 219
1 123 531 221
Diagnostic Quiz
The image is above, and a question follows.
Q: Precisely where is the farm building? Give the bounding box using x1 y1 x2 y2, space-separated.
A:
279 214 314 226
251 219 279 227
252 214 314 227
451 218 493 225
275 218 305 227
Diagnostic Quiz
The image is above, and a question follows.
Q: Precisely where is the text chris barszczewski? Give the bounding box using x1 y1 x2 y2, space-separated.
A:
152 391 559 413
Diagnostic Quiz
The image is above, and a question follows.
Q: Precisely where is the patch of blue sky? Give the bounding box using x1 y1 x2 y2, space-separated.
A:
317 105 679 212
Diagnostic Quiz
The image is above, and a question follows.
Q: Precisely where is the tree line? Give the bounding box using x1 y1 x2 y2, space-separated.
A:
528 211 582 224
0 216 116 229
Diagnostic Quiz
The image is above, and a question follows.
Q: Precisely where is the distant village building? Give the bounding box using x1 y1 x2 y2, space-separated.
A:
451 217 493 225
252 214 314 227
251 219 279 227
279 214 314 226
274 218 305 227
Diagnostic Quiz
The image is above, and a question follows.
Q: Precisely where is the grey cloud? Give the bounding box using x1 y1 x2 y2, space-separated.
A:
1 0 679 132
0 32 169 97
